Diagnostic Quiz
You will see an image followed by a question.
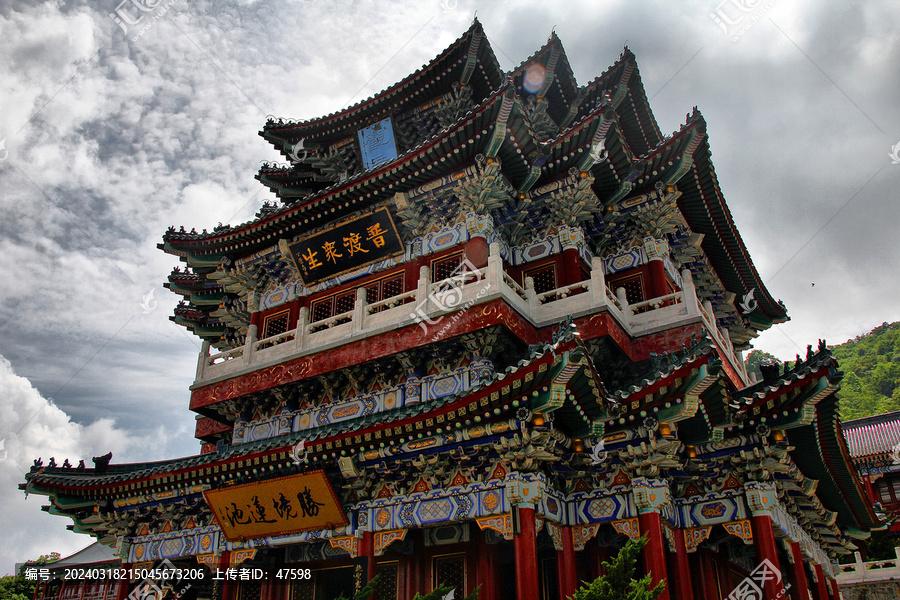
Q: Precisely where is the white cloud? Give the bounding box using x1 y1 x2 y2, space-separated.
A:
0 355 177 573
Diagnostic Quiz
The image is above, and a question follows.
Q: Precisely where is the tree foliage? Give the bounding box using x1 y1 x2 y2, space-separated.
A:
744 350 782 382
569 536 665 600
332 575 477 600
1 552 61 600
831 322 900 420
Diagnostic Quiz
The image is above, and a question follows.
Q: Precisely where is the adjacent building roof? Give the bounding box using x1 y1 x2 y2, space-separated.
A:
842 411 900 459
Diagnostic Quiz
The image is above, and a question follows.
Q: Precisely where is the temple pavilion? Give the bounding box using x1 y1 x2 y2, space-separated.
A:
21 21 876 600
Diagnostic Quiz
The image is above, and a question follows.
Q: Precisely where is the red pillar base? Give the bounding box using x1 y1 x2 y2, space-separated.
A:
514 506 540 600
637 511 670 600
114 563 132 600
672 528 695 600
789 541 812 600
812 565 830 600
751 515 785 600
557 526 578 600
361 530 376 598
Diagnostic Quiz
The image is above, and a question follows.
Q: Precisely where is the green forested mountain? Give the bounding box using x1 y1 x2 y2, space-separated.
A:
831 322 900 421
743 322 900 421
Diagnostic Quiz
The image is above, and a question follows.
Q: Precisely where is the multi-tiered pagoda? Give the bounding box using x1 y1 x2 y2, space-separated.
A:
22 21 876 600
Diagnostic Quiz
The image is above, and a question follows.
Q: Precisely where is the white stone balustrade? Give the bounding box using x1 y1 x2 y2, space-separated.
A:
837 548 900 589
195 244 748 386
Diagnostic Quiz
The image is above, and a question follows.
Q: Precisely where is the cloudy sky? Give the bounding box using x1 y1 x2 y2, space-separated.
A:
0 0 898 575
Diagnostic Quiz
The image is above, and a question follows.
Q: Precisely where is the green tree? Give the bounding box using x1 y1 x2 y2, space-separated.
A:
569 536 665 600
832 322 900 420
744 350 781 382
1 552 61 600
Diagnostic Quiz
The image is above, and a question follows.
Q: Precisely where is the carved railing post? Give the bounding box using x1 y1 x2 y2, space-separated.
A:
352 287 367 334
196 340 210 380
487 242 502 292
295 306 308 350
525 276 537 314
417 265 431 310
244 324 257 366
617 288 632 317
681 269 700 316
589 256 607 308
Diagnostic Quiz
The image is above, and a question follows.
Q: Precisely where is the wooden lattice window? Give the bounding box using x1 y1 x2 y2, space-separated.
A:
237 581 262 600
262 310 290 340
365 273 406 313
611 274 645 305
524 263 557 294
432 253 464 284
290 579 315 600
433 553 466 596
375 562 399 600
311 289 357 323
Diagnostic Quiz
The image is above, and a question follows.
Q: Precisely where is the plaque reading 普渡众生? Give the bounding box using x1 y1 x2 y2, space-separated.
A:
286 208 404 286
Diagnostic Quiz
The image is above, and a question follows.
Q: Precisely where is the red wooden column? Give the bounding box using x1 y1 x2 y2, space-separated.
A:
828 578 841 600
671 528 695 600
114 563 132 600
637 511 670 600
812 564 830 600
361 531 376 592
697 550 721 600
475 529 498 600
633 478 671 600
514 506 540 600
646 258 670 299
751 515 783 600
561 248 583 287
219 552 236 600
788 542 811 600
861 472 876 505
556 526 578 600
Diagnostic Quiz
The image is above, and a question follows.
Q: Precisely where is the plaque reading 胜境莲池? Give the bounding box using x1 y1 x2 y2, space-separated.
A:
203 470 348 541
286 208 404 285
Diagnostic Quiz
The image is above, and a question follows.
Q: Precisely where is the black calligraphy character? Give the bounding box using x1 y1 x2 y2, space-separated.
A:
273 493 298 520
296 486 325 517
223 502 252 527
249 495 276 523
